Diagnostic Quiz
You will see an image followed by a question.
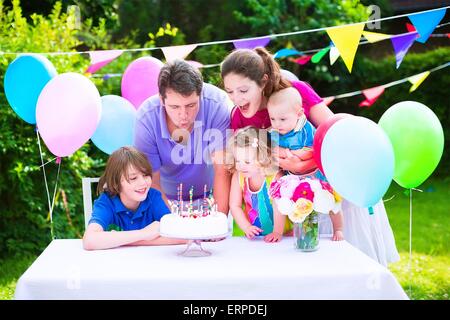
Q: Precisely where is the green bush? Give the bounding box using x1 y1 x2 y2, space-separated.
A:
0 1 109 257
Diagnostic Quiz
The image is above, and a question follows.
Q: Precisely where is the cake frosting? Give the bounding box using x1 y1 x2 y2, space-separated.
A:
160 210 229 239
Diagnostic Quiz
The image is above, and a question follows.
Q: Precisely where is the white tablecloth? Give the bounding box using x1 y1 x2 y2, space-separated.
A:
15 237 408 300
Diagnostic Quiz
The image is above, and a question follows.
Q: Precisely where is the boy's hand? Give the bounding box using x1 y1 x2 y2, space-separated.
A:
244 225 263 239
142 221 160 240
264 232 282 243
332 230 344 241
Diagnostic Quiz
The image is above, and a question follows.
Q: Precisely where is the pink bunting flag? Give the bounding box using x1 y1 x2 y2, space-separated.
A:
233 37 271 49
186 60 203 69
294 55 312 65
86 50 123 74
390 32 418 68
161 44 197 62
406 23 416 33
322 96 335 106
359 86 385 107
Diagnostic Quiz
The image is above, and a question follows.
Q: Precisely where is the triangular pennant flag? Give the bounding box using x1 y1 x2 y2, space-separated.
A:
359 86 385 107
233 37 271 49
323 96 335 106
408 8 446 43
406 22 416 33
326 23 364 72
186 60 203 69
86 50 123 74
294 55 312 65
161 44 197 62
311 47 330 64
329 46 340 65
408 71 430 92
274 48 302 59
390 32 418 68
362 31 392 43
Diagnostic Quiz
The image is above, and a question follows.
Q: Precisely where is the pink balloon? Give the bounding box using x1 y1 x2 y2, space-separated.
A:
36 73 101 157
121 57 164 109
313 113 352 175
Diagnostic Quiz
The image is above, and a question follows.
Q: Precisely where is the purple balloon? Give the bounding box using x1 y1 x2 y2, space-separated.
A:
36 73 101 157
121 57 164 109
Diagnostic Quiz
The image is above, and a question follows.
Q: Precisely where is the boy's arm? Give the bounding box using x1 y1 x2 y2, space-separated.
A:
82 222 160 250
129 237 188 246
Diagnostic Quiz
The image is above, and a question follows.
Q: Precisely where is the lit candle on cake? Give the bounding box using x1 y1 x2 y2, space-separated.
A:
189 185 193 214
202 184 207 215
180 183 183 216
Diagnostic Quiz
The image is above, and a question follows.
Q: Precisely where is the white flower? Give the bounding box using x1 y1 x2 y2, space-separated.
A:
275 198 295 215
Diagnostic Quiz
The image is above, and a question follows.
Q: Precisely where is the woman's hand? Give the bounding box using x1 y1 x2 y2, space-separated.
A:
277 156 317 174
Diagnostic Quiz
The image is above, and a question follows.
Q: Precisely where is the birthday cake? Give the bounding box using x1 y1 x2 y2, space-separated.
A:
160 186 229 239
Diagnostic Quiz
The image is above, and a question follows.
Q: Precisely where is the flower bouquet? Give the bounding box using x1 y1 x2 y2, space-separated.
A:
269 175 341 251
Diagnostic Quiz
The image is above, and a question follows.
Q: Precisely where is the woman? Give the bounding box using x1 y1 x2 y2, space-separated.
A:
220 47 399 266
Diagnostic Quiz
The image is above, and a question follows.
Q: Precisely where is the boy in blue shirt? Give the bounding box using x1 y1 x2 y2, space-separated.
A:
83 146 186 250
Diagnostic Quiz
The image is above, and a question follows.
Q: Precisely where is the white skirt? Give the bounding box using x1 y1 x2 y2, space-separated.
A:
318 199 400 267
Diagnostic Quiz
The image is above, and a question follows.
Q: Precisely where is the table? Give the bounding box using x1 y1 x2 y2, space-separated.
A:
14 237 408 300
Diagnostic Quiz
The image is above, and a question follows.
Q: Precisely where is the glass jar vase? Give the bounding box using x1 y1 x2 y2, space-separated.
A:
293 211 319 251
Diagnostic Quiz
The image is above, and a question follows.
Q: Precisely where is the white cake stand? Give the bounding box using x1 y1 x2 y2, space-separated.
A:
160 232 230 257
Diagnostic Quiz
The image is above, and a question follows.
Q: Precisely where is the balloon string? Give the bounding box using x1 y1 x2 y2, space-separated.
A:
36 128 54 239
409 188 413 298
49 159 62 240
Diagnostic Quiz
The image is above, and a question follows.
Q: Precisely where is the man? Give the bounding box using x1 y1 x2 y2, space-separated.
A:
134 60 231 214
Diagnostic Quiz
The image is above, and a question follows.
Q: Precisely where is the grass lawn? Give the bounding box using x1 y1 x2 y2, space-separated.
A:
1 177 449 300
384 176 450 300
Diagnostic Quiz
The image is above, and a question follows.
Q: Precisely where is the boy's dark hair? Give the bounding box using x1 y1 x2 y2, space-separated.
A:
158 59 203 101
97 146 153 196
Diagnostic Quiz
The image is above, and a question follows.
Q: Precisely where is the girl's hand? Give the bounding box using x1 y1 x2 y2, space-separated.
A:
244 225 263 239
332 230 344 241
264 232 282 243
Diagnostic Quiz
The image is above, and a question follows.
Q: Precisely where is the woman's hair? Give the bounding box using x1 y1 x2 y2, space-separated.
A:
97 146 153 196
225 126 278 175
220 47 291 97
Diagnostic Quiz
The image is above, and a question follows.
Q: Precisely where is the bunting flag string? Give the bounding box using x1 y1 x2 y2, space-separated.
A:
0 6 446 58
323 62 448 104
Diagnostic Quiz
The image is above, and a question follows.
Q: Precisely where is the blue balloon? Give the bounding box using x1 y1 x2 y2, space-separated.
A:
4 54 57 124
321 116 394 208
91 95 136 154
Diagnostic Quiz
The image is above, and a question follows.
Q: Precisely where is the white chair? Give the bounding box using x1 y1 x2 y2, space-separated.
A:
82 177 100 230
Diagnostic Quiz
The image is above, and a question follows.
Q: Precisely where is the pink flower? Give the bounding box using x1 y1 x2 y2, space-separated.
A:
320 180 334 194
292 182 314 202
269 180 282 199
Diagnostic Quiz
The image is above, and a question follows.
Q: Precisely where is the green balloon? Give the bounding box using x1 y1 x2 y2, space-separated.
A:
378 101 444 188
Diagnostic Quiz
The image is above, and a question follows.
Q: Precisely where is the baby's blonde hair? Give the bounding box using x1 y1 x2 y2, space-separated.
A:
225 126 278 175
267 86 303 113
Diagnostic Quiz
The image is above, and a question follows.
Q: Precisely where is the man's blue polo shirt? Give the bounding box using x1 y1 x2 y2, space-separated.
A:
88 188 170 231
